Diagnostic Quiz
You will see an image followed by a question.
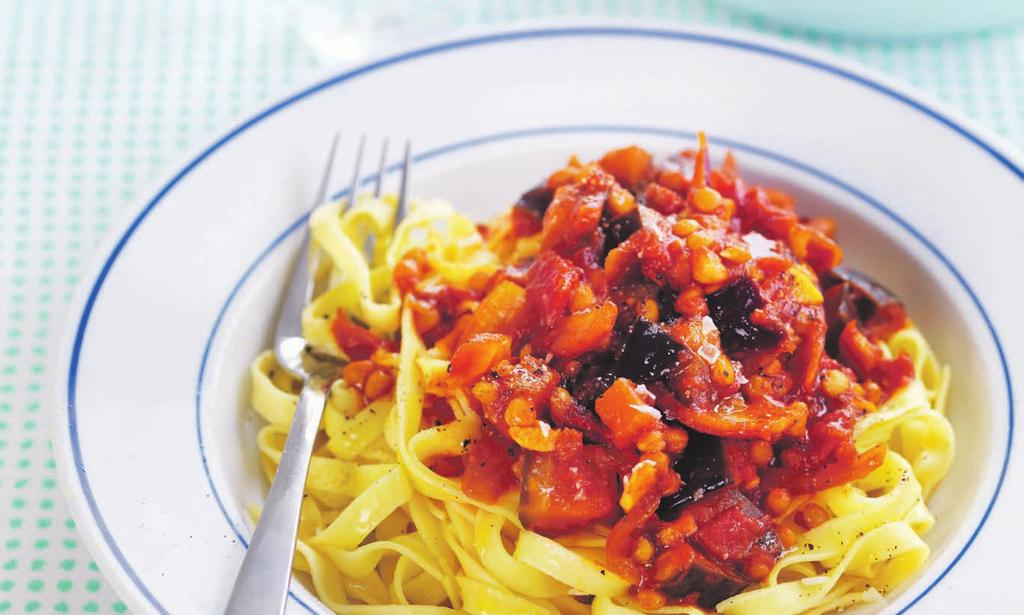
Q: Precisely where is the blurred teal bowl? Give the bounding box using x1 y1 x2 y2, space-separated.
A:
718 0 1024 37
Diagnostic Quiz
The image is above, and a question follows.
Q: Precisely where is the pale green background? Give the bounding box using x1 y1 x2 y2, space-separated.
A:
1 1 1021 613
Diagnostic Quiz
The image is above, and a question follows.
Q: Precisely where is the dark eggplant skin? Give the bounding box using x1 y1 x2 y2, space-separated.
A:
820 268 900 318
601 208 642 257
706 277 783 355
513 182 555 216
615 319 684 385
820 268 904 356
659 550 750 609
657 430 732 521
566 367 617 412
660 488 781 607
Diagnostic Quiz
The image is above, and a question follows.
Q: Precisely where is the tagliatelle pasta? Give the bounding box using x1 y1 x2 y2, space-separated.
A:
247 140 954 614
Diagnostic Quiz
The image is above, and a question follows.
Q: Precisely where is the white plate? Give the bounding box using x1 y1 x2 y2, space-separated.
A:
53 23 1023 615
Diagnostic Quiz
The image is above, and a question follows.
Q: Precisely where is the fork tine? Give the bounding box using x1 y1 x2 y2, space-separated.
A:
347 134 367 205
315 132 340 206
373 138 389 197
396 140 411 222
273 133 338 345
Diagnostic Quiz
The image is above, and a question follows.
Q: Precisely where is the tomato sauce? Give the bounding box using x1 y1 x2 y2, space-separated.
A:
349 136 917 607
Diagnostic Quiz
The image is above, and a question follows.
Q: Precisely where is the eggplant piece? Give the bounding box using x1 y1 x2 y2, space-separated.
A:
657 430 732 521
601 207 642 256
656 286 681 323
520 446 619 534
706 277 783 354
691 493 773 563
820 268 900 321
567 370 617 412
615 319 684 385
660 549 750 609
752 528 783 559
821 268 905 356
514 182 555 216
564 352 618 411
661 490 780 607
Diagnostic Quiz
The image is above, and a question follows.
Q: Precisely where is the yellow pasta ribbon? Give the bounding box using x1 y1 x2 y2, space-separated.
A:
246 193 953 614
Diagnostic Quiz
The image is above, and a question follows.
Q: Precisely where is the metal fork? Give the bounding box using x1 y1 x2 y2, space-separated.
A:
224 135 411 615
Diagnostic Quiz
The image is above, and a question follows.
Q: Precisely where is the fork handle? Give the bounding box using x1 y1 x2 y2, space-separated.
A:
225 385 327 615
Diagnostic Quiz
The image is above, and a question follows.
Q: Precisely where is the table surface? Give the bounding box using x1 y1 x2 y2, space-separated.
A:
1 1 1022 613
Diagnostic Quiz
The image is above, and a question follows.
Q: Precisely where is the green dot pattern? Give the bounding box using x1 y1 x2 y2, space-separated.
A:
0 1 1021 613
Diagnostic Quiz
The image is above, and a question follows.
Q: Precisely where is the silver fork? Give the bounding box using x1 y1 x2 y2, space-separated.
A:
224 135 411 615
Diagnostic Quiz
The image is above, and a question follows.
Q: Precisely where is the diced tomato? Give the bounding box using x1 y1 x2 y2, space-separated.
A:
645 183 686 215
541 165 615 252
864 302 909 340
408 295 442 336
738 187 798 239
708 151 740 201
789 223 843 272
599 145 652 188
543 300 618 358
692 497 770 562
722 440 761 490
764 419 887 495
795 317 826 392
627 228 675 287
421 395 456 429
526 252 583 328
595 378 660 449
462 428 518 503
680 488 744 526
460 280 529 344
330 309 388 360
449 333 511 387
874 352 914 393
808 442 886 491
838 320 882 377
426 454 465 478
393 248 430 295
511 206 544 237
519 445 620 534
837 320 913 394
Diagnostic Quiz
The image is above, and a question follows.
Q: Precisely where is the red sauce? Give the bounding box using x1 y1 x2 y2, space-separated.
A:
334 136 916 607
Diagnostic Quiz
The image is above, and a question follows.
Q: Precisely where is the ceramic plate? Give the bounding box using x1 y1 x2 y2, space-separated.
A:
53 23 1023 615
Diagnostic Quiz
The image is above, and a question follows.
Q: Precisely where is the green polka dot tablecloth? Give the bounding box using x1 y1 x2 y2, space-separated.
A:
0 1 1021 613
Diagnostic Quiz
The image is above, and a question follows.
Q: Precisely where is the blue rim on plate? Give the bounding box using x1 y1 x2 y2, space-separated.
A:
65 27 1017 614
